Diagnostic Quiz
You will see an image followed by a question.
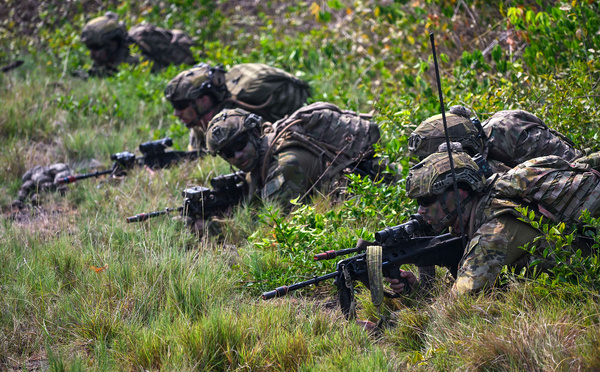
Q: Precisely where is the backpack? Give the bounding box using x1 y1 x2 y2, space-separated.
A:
492 155 600 223
261 102 380 182
128 24 195 71
224 63 311 122
482 110 582 168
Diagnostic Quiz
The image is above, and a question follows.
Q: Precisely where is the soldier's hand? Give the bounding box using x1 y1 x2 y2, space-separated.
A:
385 270 417 294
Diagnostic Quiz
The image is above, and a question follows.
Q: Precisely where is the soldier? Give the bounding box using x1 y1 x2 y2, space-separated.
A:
80 11 195 77
387 146 600 295
164 63 311 151
205 103 392 209
408 106 584 173
12 163 73 208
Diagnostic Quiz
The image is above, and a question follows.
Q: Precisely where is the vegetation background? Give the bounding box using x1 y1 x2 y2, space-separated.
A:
1 0 599 370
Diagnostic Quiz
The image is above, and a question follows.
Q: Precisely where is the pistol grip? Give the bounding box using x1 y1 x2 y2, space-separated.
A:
386 268 410 296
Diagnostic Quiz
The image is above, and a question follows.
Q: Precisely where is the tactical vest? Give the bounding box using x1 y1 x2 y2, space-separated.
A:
261 102 380 183
483 155 600 225
224 63 311 122
128 24 195 71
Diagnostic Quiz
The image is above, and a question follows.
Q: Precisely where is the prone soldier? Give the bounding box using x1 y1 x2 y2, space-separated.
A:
164 63 311 151
80 11 195 77
388 146 600 295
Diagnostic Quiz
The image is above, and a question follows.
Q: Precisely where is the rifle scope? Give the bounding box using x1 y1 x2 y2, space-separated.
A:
139 137 173 155
374 215 423 244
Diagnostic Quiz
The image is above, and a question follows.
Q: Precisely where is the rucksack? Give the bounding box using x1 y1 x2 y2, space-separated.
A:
128 24 195 71
261 102 380 182
224 63 311 122
492 155 600 223
482 110 582 168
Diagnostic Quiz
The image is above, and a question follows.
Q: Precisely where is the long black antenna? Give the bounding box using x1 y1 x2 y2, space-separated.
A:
429 33 467 249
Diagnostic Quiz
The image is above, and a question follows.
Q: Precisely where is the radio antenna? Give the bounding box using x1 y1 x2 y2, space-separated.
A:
429 33 467 249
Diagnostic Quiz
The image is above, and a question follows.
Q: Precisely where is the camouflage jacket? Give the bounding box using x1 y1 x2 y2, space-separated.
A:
453 155 600 293
482 110 583 172
245 133 329 208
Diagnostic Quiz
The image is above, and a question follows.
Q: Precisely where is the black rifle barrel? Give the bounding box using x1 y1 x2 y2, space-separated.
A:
314 246 364 261
262 272 339 300
56 169 114 184
126 206 183 223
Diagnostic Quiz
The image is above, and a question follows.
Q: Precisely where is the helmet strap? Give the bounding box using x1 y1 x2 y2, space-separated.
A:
188 101 215 129
438 192 474 227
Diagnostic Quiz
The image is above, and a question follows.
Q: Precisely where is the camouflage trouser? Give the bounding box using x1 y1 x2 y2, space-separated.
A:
453 214 542 294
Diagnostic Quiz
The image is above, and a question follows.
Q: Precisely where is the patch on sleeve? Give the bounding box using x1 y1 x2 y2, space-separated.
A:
262 173 286 199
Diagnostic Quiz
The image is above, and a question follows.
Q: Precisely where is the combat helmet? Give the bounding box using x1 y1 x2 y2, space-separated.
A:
206 108 263 156
406 144 486 199
408 106 485 158
81 12 127 47
164 63 230 105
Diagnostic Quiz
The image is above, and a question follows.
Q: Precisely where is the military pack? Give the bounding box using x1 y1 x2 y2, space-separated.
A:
262 102 380 182
224 63 311 122
482 110 583 168
128 24 195 71
491 155 600 223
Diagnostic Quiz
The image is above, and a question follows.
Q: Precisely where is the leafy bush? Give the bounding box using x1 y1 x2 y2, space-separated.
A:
517 207 600 291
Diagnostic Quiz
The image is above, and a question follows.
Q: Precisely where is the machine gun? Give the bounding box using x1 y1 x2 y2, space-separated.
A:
126 171 248 222
56 137 204 184
262 215 464 319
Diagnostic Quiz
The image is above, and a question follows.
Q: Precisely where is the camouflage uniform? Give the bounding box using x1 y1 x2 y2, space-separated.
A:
81 12 194 76
207 104 387 208
407 150 600 294
165 63 311 151
13 163 73 208
408 107 583 173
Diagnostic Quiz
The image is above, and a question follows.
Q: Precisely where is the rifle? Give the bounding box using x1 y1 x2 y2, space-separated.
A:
262 215 464 319
56 137 205 184
126 171 248 222
1 60 24 73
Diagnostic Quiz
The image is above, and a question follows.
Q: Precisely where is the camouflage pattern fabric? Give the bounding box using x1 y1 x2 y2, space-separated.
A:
409 113 483 158
81 12 127 46
573 150 600 171
482 110 583 171
492 155 600 222
266 102 381 185
454 214 542 294
188 63 310 151
249 146 324 207
406 150 486 199
409 109 583 174
128 24 195 72
453 155 600 293
225 63 311 122
13 163 73 208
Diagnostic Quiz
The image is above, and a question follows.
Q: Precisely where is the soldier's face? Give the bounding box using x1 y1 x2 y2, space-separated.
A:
417 195 446 232
223 135 258 172
174 95 214 129
417 189 470 232
88 41 119 65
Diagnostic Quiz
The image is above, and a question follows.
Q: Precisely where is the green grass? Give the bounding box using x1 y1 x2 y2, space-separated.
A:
1 0 600 370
